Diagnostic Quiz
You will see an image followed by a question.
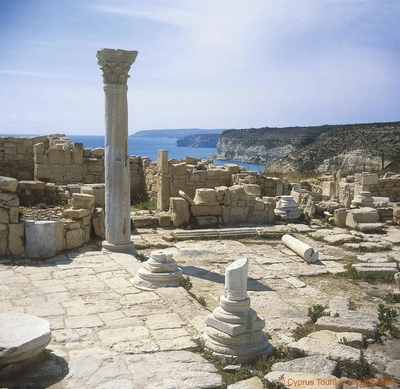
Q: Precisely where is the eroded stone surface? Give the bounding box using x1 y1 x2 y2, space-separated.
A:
0 312 51 365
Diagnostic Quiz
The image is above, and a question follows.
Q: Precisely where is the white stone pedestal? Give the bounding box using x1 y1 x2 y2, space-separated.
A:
274 195 301 221
0 312 51 379
202 258 273 362
131 250 183 290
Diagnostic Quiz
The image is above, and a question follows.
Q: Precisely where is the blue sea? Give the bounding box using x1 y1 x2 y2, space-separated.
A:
68 135 265 172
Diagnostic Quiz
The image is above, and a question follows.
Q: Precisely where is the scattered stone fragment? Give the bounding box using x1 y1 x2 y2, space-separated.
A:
385 360 400 382
352 262 398 277
227 376 264 389
271 355 337 375
315 316 377 338
287 330 361 361
0 312 51 365
284 277 306 288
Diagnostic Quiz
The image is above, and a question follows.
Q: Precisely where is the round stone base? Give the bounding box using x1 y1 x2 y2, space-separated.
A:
201 329 274 363
131 266 182 291
0 312 51 366
102 240 137 255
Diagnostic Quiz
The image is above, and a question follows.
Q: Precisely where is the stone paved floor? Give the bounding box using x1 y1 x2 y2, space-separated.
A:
1 223 400 388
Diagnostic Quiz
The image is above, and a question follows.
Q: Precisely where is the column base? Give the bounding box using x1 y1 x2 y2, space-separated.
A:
102 240 137 255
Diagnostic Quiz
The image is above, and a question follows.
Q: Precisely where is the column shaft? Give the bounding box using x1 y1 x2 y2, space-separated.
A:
97 48 138 254
104 84 131 246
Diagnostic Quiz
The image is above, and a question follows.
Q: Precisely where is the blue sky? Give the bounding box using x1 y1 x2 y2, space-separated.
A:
1 0 400 135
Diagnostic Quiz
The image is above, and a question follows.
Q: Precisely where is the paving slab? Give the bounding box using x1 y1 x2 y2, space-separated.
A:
3 225 400 387
287 330 361 361
271 355 337 375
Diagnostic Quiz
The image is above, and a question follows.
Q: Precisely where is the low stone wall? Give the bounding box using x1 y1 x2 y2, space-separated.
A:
0 175 96 258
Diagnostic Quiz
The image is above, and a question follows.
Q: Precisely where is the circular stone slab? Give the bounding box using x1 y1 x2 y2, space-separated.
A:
0 312 51 365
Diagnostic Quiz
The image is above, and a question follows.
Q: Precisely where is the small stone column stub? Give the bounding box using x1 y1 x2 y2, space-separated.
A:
97 48 138 254
157 149 170 211
202 258 273 362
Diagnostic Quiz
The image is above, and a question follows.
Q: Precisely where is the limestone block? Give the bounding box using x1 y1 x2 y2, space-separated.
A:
66 228 83 249
0 312 51 365
158 212 171 227
71 193 95 210
271 355 337 375
191 205 222 216
0 230 7 256
333 208 347 227
36 164 83 183
226 377 264 389
352 262 398 277
253 198 265 211
224 164 241 174
243 184 261 197
0 208 9 223
34 154 46 164
323 181 336 198
55 222 64 252
345 207 382 231
25 221 57 259
0 176 18 193
33 142 45 155
85 184 105 207
19 180 46 191
315 316 377 337
215 186 228 202
48 149 71 165
228 206 249 223
132 215 159 228
193 188 219 205
8 223 24 256
63 208 91 219
189 171 205 183
288 330 360 361
92 208 105 239
394 204 400 224
9 207 19 224
360 173 379 186
170 197 190 227
73 142 84 164
195 216 218 227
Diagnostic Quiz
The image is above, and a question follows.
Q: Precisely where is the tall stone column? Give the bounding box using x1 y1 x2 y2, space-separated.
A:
97 48 138 254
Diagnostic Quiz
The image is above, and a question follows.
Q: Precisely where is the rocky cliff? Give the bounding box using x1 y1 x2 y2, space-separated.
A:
176 134 220 148
265 122 400 173
215 126 337 164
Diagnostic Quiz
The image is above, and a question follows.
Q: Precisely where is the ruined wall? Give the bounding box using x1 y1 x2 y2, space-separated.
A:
354 173 400 202
0 175 96 257
0 135 49 181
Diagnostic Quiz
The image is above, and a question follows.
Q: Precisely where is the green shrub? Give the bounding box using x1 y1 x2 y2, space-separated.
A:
336 352 370 379
179 276 193 291
308 304 329 323
292 321 314 341
378 303 398 334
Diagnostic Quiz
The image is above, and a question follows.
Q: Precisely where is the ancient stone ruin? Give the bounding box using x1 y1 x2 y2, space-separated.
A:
131 250 182 290
202 258 273 362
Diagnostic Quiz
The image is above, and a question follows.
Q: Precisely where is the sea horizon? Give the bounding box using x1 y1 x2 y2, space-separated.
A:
0 133 265 172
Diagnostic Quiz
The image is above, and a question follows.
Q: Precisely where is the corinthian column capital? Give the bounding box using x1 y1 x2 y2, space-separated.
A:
97 48 138 85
